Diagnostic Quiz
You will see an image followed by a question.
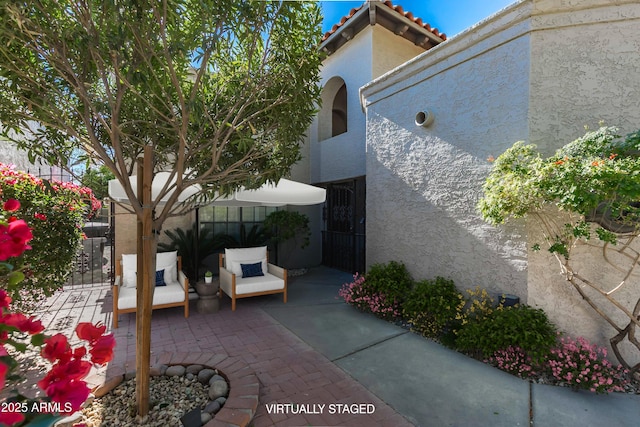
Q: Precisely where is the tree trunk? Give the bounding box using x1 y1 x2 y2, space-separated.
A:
136 146 154 418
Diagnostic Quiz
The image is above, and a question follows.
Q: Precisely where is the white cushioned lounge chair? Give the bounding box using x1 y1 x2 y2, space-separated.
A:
112 251 189 328
218 246 287 311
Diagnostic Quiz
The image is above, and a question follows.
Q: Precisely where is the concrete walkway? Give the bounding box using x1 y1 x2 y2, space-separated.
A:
22 266 640 426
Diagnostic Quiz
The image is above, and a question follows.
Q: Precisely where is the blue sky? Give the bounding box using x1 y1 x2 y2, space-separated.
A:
320 0 517 38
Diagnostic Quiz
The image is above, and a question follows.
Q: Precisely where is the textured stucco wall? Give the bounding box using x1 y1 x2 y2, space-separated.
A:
525 0 640 358
528 0 640 153
362 0 640 355
361 1 532 297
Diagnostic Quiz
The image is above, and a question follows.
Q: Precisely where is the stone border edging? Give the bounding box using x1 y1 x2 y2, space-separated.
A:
92 352 259 427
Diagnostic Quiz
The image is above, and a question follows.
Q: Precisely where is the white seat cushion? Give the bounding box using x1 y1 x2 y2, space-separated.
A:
235 273 285 295
121 251 178 288
118 280 185 310
225 247 267 277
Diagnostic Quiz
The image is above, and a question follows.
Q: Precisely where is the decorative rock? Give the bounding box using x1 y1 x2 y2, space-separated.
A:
201 412 212 424
149 365 164 376
124 370 137 380
208 380 228 400
53 411 83 427
166 365 186 376
180 408 202 427
157 364 169 375
198 369 216 385
186 364 203 374
208 374 225 386
203 400 221 415
82 363 234 426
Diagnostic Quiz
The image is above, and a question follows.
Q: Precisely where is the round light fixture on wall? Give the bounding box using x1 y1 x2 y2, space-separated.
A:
415 110 435 127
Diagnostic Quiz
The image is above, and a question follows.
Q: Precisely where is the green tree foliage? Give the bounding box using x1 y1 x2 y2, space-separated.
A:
0 0 323 225
263 210 311 249
478 126 640 372
80 166 115 201
158 225 229 281
478 126 640 257
0 0 323 415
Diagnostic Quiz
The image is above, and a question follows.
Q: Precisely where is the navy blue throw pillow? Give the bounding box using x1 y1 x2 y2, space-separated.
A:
241 262 264 278
155 269 166 286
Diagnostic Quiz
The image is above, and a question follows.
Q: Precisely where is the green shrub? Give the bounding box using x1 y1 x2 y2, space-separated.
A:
338 273 402 320
363 261 413 308
455 304 557 361
1 164 100 312
403 277 464 338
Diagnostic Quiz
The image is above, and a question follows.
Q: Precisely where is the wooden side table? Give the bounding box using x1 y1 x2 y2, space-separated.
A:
195 279 220 314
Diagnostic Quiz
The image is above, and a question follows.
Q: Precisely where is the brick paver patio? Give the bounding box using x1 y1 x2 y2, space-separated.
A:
21 280 413 427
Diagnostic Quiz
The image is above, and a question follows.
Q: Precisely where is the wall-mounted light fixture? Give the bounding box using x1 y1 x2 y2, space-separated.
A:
415 110 435 127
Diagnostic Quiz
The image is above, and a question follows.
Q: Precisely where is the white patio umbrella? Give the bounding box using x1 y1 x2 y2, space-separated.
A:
108 172 201 204
212 178 326 207
109 174 325 206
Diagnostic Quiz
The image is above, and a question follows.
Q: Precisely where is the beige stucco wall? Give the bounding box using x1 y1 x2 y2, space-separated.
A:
526 0 640 361
361 0 640 355
0 141 68 179
113 204 194 261
371 24 427 80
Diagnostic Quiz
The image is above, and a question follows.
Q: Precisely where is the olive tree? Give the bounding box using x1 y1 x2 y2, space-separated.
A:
478 126 640 374
0 0 322 416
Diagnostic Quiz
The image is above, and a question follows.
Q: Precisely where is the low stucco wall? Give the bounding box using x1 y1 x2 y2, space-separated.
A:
362 0 640 354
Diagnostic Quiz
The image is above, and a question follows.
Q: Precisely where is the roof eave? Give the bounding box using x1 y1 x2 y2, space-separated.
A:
319 1 445 56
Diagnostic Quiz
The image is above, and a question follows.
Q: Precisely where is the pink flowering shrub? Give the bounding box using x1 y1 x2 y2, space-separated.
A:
338 273 402 320
0 199 114 425
487 336 630 393
486 346 537 379
0 164 100 312
545 336 629 394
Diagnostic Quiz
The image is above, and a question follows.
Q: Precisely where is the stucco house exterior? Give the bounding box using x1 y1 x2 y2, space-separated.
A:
109 0 640 357
292 0 446 273
358 0 640 359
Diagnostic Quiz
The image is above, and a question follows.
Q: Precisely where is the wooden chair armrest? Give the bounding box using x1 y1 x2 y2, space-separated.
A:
267 263 287 280
220 266 233 284
178 270 188 290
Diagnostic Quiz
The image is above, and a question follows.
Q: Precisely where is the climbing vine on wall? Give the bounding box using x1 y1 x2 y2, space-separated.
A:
478 126 640 373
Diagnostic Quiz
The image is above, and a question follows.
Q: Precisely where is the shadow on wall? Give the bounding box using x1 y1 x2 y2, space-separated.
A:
365 113 528 299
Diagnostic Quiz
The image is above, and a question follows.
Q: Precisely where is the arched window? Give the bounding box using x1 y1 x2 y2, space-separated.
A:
318 77 348 142
331 83 347 137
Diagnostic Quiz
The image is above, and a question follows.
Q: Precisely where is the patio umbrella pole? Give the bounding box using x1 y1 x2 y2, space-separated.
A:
135 146 154 418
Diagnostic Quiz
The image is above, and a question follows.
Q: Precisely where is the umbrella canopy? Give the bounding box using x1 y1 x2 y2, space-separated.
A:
108 175 325 207
108 172 201 204
215 178 326 206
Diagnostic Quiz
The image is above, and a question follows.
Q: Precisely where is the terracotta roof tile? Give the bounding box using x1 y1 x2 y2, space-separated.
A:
322 0 446 42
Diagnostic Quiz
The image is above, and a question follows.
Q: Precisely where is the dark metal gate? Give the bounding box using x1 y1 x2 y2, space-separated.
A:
322 177 365 273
